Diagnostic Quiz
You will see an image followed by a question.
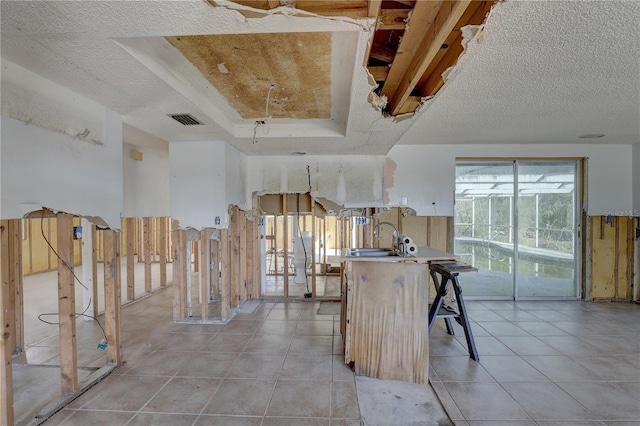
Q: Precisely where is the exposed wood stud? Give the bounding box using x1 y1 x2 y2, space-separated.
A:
378 8 411 30
219 229 230 321
245 216 255 300
252 194 261 300
311 198 317 300
172 229 188 320
193 241 199 273
57 213 78 393
103 230 123 364
159 217 168 286
91 224 98 319
210 239 219 300
8 220 24 355
230 206 240 307
238 210 248 300
368 66 390 82
143 217 152 293
138 218 144 263
200 229 208 320
126 218 135 301
1 220 15 426
283 195 289 298
387 1 473 115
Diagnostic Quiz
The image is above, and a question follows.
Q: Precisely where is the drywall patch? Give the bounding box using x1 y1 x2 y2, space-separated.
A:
383 157 397 205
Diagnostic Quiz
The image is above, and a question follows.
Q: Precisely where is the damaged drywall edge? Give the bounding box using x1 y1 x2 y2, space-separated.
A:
17 205 112 229
210 0 371 30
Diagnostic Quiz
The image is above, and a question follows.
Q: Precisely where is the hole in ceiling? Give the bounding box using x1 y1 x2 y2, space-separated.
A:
168 114 204 126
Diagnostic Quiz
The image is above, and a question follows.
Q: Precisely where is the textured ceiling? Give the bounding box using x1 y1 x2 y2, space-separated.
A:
1 0 639 156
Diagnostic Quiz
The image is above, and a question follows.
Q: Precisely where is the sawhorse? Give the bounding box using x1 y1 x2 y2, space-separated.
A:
428 261 479 361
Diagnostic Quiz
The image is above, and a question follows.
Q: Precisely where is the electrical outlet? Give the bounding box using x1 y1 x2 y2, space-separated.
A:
97 339 108 350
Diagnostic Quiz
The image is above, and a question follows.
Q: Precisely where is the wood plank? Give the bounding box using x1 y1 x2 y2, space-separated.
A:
193 241 199 273
219 229 230 321
311 199 317 299
378 8 410 30
125 218 135 301
252 194 261 300
211 239 219 300
239 211 248 301
103 230 123 364
57 213 78 393
362 0 382 65
418 1 493 97
397 96 422 114
172 229 188 320
245 217 255 300
369 43 397 63
91 224 98 319
159 217 168 286
8 220 24 354
0 221 14 426
386 0 474 115
143 217 152 293
153 217 159 262
283 195 289 298
230 206 240 307
368 66 390 81
138 218 144 263
200 230 208 320
80 218 94 323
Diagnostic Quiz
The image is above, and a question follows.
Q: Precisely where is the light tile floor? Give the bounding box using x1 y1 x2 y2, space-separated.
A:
429 299 640 425
43 289 361 425
26 275 640 426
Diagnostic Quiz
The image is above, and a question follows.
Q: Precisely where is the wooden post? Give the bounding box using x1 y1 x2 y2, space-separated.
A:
210 239 219 299
159 217 168 286
239 211 248 301
230 207 240 307
219 229 230 321
200 230 208 320
283 195 289 298
57 213 78 393
1 221 15 425
143 217 152 293
137 218 144 263
81 218 95 321
167 217 173 263
311 200 317 299
193 241 199 273
172 229 187 320
322 217 327 275
8 220 24 354
125 218 135 300
153 217 159 263
252 195 261 300
91 224 98 318
103 230 123 364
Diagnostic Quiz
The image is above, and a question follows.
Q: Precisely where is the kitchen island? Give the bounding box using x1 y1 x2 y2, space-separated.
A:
340 247 458 384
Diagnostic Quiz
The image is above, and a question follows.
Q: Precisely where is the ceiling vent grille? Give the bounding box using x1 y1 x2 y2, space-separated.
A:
168 113 203 126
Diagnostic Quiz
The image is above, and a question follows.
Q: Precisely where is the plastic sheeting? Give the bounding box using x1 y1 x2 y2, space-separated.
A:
345 261 430 384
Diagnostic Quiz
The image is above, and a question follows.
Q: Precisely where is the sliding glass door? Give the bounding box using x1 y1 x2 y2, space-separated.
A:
455 160 579 299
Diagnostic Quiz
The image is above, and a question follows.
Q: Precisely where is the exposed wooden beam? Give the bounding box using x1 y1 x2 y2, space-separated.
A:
0 220 15 426
8 220 24 355
386 0 474 115
368 66 390 81
239 212 247 301
378 9 410 30
200 230 208 320
230 206 240 307
57 213 78 393
219 229 230 321
397 95 422 114
159 217 168 286
283 195 289 298
143 217 152 293
368 0 382 17
418 1 494 97
369 43 397 64
91 224 98 319
125 218 135 301
103 229 123 364
172 229 188 320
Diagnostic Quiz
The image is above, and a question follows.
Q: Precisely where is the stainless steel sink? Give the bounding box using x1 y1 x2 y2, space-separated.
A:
346 248 399 257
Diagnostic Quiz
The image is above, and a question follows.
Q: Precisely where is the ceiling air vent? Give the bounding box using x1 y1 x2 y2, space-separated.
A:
168 113 203 126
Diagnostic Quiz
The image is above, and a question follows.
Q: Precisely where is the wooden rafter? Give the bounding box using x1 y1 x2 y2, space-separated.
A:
385 0 475 115
378 9 411 30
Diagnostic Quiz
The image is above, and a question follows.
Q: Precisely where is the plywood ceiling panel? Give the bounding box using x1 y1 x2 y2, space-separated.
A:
166 32 332 120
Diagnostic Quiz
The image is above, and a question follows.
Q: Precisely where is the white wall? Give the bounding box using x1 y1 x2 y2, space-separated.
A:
633 144 640 215
123 143 169 217
169 141 228 230
225 144 244 211
1 59 123 228
245 155 385 208
387 144 634 216
1 114 123 228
